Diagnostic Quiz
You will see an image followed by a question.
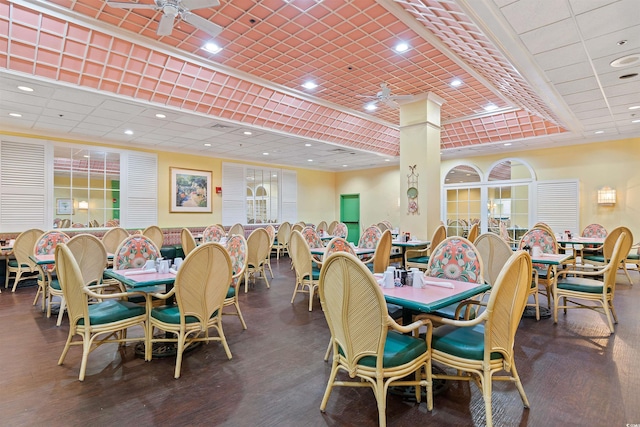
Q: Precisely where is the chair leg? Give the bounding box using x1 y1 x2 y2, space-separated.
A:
375 378 387 427
56 297 66 326
323 338 332 362
234 300 247 330
174 331 186 379
308 286 314 311
511 361 530 408
602 299 615 334
78 330 92 381
320 360 339 412
622 263 633 285
534 291 540 321
266 260 274 279
482 369 494 427
11 270 23 292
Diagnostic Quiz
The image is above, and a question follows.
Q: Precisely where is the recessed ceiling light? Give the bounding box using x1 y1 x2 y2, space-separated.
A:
17 86 33 92
272 174 277 177
203 42 222 54
632 119 640 123
628 106 640 110
243 131 252 135
263 152 269 156
9 113 22 117
305 143 312 147
394 42 409 52
384 159 390 162
124 130 134 135
204 143 211 146
307 159 313 162
610 54 640 68
83 155 89 158
484 104 499 112
504 142 512 146
365 103 377 111
450 79 462 87
617 40 628 46
155 113 166 118
302 81 318 90
342 165 348 167
594 130 604 134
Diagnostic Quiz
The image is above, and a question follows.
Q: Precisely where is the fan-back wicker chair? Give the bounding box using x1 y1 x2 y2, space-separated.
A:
420 250 532 427
223 234 248 329
467 222 480 243
301 226 325 266
50 234 110 326
101 227 130 262
357 225 382 263
316 221 328 234
333 222 348 239
405 224 446 271
146 242 233 378
180 228 197 257
289 230 320 311
319 251 433 427
327 220 339 235
555 231 631 334
582 226 634 285
228 223 245 238
519 227 559 310
263 224 276 278
55 243 148 381
365 229 392 274
5 228 43 292
203 224 226 243
33 230 70 311
244 228 271 293
142 225 164 251
113 235 161 270
272 221 291 260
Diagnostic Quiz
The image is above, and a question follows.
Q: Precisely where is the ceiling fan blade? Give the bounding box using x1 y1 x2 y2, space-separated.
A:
182 11 223 38
157 13 175 36
106 1 157 9
382 99 398 109
180 0 220 10
389 95 414 101
355 94 377 99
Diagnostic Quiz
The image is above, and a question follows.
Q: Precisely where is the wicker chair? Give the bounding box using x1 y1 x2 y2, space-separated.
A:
582 226 635 285
425 236 485 320
244 228 271 293
519 227 559 309
289 230 320 311
223 234 248 329
146 242 233 378
142 225 164 251
333 222 348 239
5 228 43 292
357 225 382 263
101 227 130 262
405 224 446 271
316 221 328 234
365 229 392 274
446 219 465 237
50 234 110 326
467 222 480 243
272 221 291 260
113 235 161 270
180 228 197 257
228 223 245 238
327 220 339 235
319 252 433 427
421 250 532 427
55 243 148 381
555 231 631 334
33 230 70 312
301 226 325 266
203 224 225 243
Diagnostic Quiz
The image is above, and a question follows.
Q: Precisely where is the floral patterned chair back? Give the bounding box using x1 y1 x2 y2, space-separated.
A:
225 234 248 286
324 237 356 258
34 231 70 272
519 228 557 255
358 226 382 250
426 236 484 284
113 235 161 270
301 226 323 249
333 222 348 239
264 225 276 245
582 223 608 238
203 224 226 243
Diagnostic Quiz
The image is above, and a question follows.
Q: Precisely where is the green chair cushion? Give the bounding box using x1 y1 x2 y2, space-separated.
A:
340 330 427 368
311 268 320 280
173 245 184 259
226 286 235 298
407 256 429 264
557 277 605 294
160 246 177 260
151 305 219 324
78 300 146 326
432 302 476 320
533 266 549 279
583 255 605 263
49 279 61 291
8 260 30 268
432 324 501 361
626 253 639 260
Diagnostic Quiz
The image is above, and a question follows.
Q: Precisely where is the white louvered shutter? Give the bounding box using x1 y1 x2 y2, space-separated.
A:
281 170 297 223
0 140 48 231
535 180 579 233
222 163 246 225
122 152 157 228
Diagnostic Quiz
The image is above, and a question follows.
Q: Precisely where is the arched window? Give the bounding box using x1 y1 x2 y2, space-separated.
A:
443 164 482 237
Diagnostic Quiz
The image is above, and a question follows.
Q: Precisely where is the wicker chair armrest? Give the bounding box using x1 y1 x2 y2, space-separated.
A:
83 286 147 301
405 247 430 258
415 309 487 328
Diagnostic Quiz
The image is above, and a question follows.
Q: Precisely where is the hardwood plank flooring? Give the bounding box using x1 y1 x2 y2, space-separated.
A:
1 258 639 426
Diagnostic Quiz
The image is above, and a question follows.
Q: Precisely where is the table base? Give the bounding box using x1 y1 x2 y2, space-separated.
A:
389 366 449 400
523 306 551 319
134 337 202 358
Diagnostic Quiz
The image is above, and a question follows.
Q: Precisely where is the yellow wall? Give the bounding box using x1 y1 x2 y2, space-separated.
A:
442 137 640 239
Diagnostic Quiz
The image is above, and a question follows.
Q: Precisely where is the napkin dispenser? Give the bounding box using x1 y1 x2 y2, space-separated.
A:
411 268 424 288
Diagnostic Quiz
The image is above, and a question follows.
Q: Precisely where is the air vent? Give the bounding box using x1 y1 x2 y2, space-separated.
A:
329 148 349 153
210 123 234 129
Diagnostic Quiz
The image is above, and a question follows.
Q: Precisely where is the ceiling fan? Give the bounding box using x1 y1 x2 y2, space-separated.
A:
106 0 223 38
357 83 414 109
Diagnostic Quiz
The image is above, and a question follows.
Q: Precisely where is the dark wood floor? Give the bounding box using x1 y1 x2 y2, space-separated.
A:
1 256 639 427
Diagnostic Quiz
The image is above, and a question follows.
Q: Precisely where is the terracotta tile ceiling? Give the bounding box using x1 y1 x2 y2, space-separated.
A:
0 0 566 156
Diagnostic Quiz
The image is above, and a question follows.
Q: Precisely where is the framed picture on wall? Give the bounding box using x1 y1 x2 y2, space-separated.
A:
170 167 212 213
56 198 74 215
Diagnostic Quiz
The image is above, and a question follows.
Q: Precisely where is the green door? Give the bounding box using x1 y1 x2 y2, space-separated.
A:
340 194 360 244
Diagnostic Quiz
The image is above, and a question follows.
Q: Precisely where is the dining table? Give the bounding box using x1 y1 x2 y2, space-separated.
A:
525 252 573 318
391 238 430 260
310 246 375 257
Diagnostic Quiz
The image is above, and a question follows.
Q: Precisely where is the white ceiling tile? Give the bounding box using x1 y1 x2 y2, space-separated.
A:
545 62 594 84
534 43 588 70
501 0 570 35
519 18 581 55
574 0 640 39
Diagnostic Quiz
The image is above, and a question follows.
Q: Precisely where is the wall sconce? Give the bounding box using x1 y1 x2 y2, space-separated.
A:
78 201 89 210
597 187 616 206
